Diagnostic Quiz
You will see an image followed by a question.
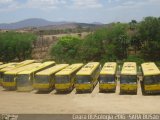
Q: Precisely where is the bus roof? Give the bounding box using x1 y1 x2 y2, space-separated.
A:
0 63 20 72
56 63 83 76
0 63 18 70
76 62 100 76
18 61 55 74
4 63 41 75
100 62 117 75
121 62 137 75
15 60 36 68
141 62 160 76
0 60 36 72
36 64 69 76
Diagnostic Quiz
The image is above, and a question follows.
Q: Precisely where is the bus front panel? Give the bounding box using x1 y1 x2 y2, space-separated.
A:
55 75 73 92
16 74 33 92
99 75 116 92
143 75 160 93
120 75 137 93
3 74 16 89
34 75 52 91
75 75 93 92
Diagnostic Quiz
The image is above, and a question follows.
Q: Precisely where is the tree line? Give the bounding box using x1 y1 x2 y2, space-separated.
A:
0 32 37 62
50 16 160 65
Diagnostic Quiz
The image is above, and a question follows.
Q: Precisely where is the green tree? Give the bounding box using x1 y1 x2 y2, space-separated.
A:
50 36 82 63
79 23 129 62
0 32 37 62
138 17 160 60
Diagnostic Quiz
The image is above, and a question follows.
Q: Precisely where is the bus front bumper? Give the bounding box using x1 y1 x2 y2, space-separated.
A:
144 85 160 93
99 83 116 92
120 84 137 93
2 82 16 90
17 86 33 92
33 84 51 91
75 84 92 92
55 83 72 92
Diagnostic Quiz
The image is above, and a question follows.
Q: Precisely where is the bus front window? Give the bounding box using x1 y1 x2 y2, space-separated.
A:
99 75 115 83
76 76 91 84
4 75 14 82
120 75 137 84
35 75 50 84
144 75 160 85
55 76 70 84
17 74 30 86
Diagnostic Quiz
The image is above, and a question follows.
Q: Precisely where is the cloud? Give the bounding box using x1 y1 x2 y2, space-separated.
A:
107 0 119 3
25 0 103 10
70 0 103 9
26 0 66 9
0 0 14 4
107 0 152 10
0 0 20 12
0 0 160 13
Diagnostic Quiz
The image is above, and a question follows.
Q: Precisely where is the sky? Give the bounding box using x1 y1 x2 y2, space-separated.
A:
0 0 160 24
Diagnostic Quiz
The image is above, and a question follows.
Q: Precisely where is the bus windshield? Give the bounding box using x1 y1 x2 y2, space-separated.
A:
35 75 50 84
4 74 14 82
55 76 70 84
76 76 91 84
120 75 137 84
17 74 30 86
144 75 160 85
99 75 115 83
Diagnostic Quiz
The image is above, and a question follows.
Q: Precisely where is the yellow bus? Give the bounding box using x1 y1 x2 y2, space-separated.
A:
2 63 41 90
0 60 35 86
99 62 117 92
141 62 160 94
16 61 55 92
75 62 101 93
55 63 83 92
120 62 138 94
0 63 18 85
34 64 69 91
0 60 36 81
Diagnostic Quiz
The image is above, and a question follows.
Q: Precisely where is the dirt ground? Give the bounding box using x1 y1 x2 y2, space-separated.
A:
0 81 160 114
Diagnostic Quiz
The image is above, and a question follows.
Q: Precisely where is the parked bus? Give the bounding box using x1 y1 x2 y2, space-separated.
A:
0 63 18 85
55 63 83 92
0 60 36 86
16 61 55 92
141 62 160 94
120 62 138 94
2 63 41 90
75 62 101 92
99 62 117 92
34 64 69 91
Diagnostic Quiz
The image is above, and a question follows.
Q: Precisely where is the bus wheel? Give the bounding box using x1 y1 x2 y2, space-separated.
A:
134 90 137 95
120 90 123 95
99 89 102 93
142 91 147 95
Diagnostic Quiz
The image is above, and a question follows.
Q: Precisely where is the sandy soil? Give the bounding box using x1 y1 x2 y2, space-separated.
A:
0 81 160 114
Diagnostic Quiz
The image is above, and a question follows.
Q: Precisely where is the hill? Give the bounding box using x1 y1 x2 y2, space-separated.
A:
0 18 103 30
